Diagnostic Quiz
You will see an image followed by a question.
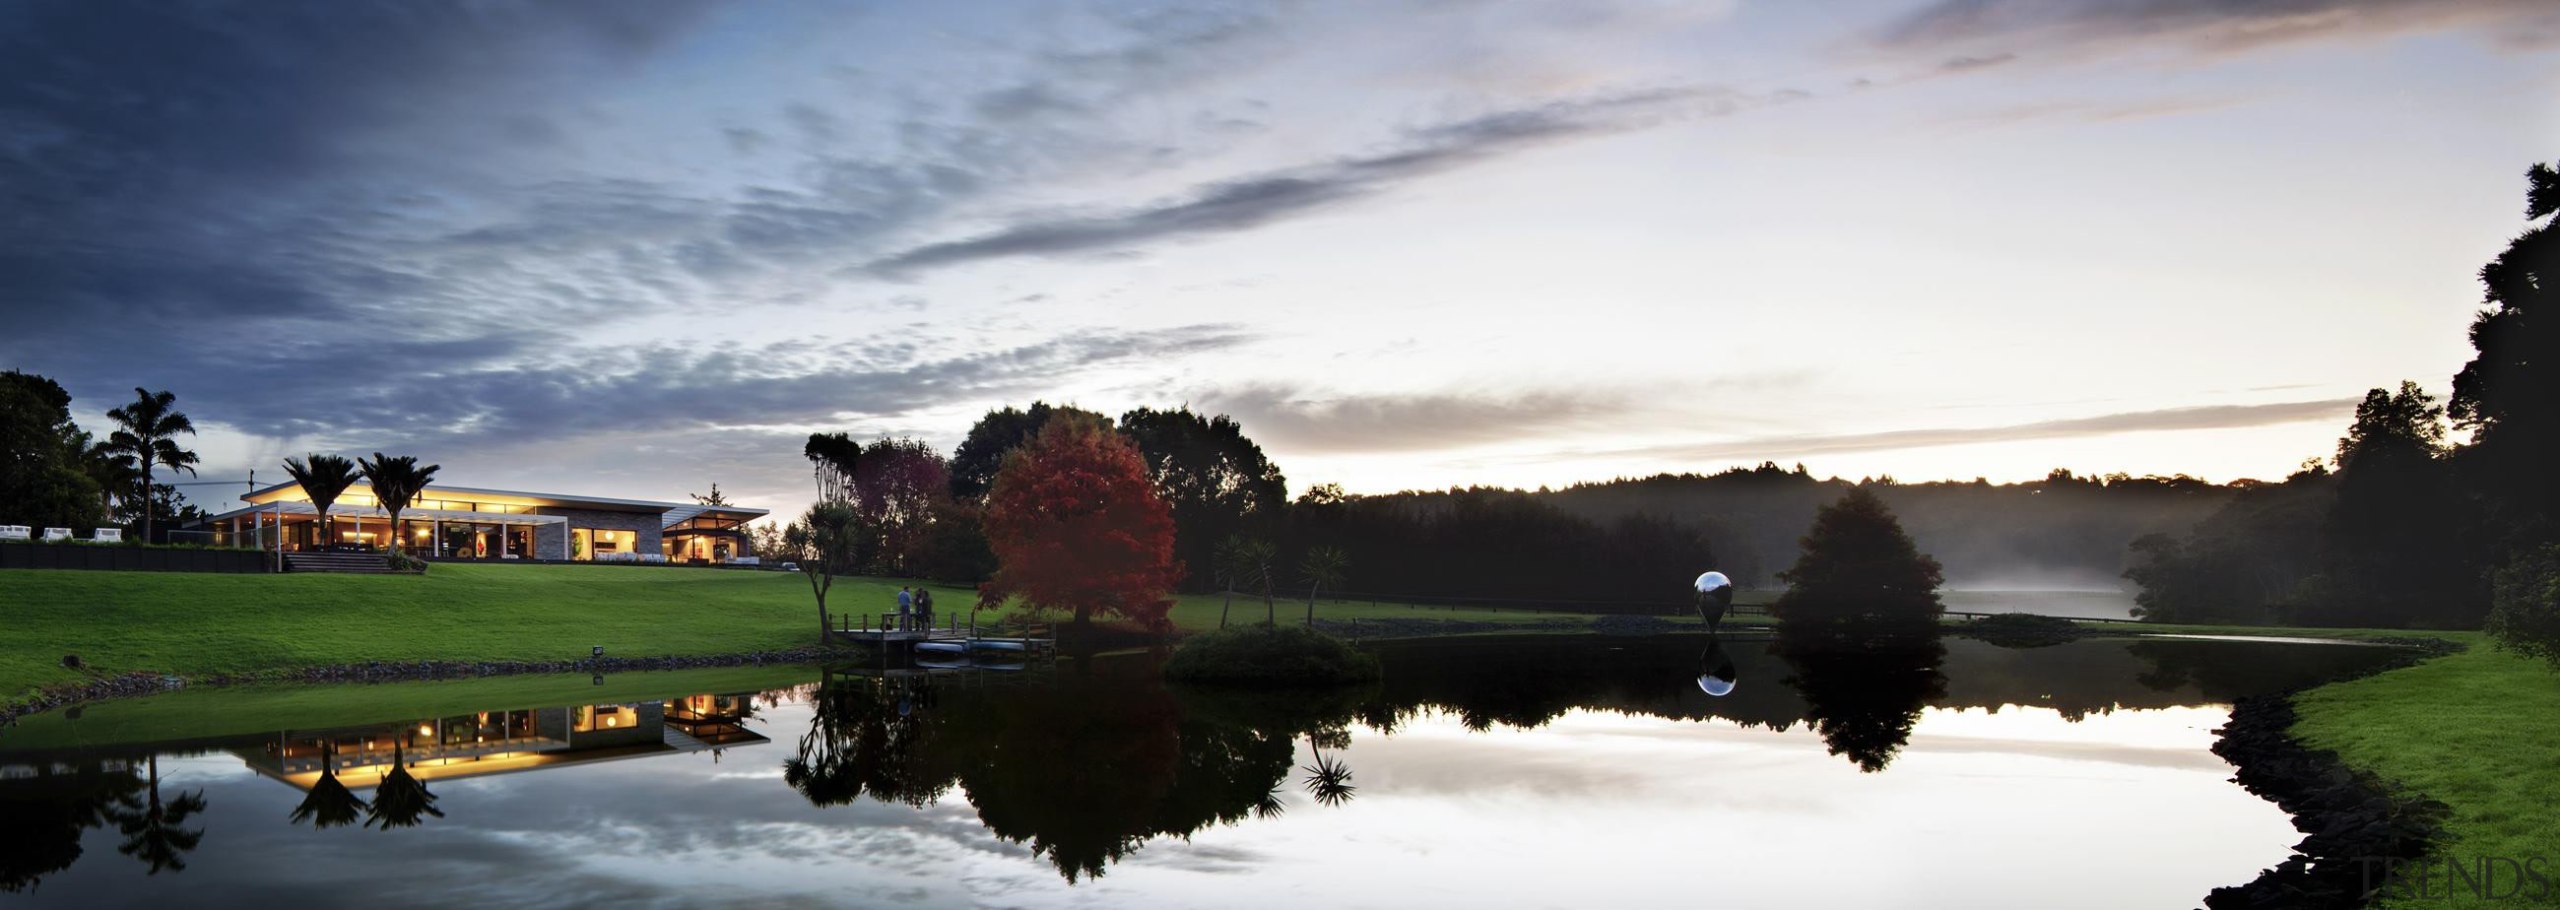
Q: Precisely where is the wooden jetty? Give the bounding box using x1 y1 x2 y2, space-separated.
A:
827 611 1058 656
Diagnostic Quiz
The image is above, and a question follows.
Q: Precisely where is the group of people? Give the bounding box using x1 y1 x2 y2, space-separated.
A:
896 584 936 631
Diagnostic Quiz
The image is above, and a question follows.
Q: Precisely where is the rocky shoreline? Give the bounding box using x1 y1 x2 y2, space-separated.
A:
0 646 836 728
2199 642 2461 910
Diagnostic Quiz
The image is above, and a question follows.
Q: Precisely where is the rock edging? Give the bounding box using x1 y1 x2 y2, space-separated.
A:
2199 641 2460 910
1 647 835 728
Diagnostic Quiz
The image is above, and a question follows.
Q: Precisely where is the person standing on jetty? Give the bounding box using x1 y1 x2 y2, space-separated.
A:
897 585 915 631
915 588 935 630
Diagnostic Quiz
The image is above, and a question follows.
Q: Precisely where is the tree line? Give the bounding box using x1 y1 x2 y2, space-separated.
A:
2123 160 2560 667
0 377 209 541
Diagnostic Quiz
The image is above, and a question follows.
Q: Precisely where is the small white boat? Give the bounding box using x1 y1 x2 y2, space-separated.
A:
914 641 967 655
969 639 1028 653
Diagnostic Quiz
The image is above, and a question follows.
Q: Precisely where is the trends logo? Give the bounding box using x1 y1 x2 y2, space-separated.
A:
2358 856 2553 902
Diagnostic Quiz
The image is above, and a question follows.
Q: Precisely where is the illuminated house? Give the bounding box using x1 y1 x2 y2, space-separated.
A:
194 481 767 563
231 694 774 791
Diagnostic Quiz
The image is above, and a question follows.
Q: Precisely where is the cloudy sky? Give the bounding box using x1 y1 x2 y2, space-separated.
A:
5 0 2556 518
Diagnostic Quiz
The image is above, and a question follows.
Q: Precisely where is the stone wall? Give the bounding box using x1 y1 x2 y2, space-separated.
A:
537 507 663 560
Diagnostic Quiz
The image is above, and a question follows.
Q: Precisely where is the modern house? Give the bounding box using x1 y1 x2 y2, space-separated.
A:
192 481 767 563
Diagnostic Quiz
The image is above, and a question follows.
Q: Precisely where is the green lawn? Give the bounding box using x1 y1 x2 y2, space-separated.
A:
0 662 818 752
0 564 1613 699
0 563 896 699
2291 633 2560 908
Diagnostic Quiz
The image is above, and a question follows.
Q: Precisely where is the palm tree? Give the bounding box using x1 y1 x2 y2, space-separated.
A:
1299 545 1349 626
357 453 438 558
282 454 360 550
104 388 198 542
1301 749 1357 807
107 754 208 874
364 742 444 829
288 745 369 829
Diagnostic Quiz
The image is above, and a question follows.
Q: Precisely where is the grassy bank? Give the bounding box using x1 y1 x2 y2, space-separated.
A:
0 662 818 752
2290 634 2560 908
0 564 864 700
0 563 1608 699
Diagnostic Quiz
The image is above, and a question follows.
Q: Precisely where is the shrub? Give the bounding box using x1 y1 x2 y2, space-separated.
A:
2487 545 2560 668
386 553 431 574
1163 625 1381 686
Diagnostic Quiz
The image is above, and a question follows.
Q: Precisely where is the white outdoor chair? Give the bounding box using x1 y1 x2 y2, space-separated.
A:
0 526 28 541
92 528 123 543
41 528 72 542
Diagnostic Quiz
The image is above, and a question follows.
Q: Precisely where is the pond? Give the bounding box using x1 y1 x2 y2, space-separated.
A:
0 634 2408 908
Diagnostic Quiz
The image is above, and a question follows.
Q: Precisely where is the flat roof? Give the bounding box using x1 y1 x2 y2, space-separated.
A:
241 480 766 518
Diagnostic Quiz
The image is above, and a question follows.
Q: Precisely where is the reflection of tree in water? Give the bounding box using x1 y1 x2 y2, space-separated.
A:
288 744 368 830
786 671 959 809
2126 640 2401 703
787 662 1371 883
1776 620 1948 774
108 753 209 873
0 757 146 892
364 742 444 830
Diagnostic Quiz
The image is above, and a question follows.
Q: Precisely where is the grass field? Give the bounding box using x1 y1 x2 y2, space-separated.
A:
0 563 1611 699
2291 634 2560 907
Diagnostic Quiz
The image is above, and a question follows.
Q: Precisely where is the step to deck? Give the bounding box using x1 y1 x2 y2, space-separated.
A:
283 552 395 574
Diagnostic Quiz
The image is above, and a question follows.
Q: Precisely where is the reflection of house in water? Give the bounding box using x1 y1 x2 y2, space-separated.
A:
230 694 771 791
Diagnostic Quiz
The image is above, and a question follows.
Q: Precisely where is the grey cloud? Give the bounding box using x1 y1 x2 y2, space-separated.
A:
259 324 1258 451
1946 95 2246 128
723 127 772 156
1939 53 2019 72
1876 0 2560 56
1195 385 1644 454
867 86 1786 276
1606 398 2359 463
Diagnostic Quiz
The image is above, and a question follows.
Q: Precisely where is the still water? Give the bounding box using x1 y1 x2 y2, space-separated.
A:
0 635 2405 909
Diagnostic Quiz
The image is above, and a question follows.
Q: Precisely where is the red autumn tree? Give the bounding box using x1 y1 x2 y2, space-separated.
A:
978 415 1183 632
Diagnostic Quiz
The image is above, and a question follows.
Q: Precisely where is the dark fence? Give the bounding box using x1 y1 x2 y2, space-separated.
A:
0 542 270 574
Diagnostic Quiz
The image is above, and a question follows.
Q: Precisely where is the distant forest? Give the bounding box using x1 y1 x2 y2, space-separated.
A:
1454 464 2224 591
765 159 2556 645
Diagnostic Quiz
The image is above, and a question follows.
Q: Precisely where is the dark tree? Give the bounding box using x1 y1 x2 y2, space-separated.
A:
1777 639 1948 773
2451 160 2560 544
104 387 197 542
783 503 861 641
2488 545 2560 669
804 432 862 504
1771 487 1945 642
949 402 1106 501
1117 406 1289 593
902 496 998 584
287 747 369 829
363 743 443 829
0 758 144 893
355 453 438 558
2292 382 2485 628
849 436 949 575
0 371 105 530
2124 464 2335 624
283 454 359 547
107 755 207 873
